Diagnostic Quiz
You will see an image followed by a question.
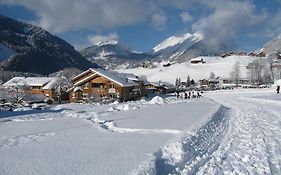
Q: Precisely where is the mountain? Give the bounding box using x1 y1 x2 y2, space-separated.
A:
259 33 281 55
0 43 16 61
0 15 99 75
151 33 228 63
80 40 152 69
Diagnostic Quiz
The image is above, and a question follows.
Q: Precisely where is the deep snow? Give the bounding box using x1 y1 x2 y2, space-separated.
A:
0 95 220 175
1 88 281 174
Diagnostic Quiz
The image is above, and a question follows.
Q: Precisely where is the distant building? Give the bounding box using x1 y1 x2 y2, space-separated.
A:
190 58 205 64
144 81 176 94
67 68 146 103
248 51 266 57
3 77 61 99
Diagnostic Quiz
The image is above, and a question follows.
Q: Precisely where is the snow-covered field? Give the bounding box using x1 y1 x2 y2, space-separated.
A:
1 88 281 174
117 56 258 83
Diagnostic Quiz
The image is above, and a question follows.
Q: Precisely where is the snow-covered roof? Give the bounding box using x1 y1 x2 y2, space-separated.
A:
74 87 83 92
74 73 97 86
71 69 92 82
3 77 26 86
190 58 204 62
149 81 175 89
89 68 138 87
3 77 60 89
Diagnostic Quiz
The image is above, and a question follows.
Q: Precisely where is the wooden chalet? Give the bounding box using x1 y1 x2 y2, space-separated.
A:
3 77 61 99
67 68 146 102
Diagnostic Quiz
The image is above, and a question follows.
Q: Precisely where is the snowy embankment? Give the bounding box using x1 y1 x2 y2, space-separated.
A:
117 56 257 83
0 96 221 175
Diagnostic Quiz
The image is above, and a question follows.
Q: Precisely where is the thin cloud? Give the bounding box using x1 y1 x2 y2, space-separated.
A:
180 12 193 23
151 12 167 30
88 33 119 45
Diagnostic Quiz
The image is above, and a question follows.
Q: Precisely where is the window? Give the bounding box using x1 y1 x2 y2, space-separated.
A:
72 93 75 98
32 86 42 90
110 83 115 88
83 82 89 89
92 83 105 88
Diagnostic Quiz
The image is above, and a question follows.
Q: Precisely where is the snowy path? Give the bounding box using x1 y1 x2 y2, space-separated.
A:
196 90 281 175
136 89 281 175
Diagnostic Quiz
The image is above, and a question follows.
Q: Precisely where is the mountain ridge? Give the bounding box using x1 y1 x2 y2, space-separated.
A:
0 15 99 75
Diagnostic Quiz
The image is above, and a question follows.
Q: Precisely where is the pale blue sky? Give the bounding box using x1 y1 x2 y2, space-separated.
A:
0 0 281 52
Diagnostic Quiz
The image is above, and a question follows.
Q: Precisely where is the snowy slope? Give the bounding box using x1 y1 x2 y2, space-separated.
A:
0 43 16 61
117 55 258 84
259 33 281 54
150 32 228 63
153 33 203 53
152 33 203 61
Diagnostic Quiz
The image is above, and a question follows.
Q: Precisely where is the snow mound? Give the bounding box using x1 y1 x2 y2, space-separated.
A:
106 105 129 112
13 107 32 112
149 96 165 105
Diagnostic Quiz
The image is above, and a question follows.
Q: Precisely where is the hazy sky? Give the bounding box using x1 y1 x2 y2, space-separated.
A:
0 0 281 52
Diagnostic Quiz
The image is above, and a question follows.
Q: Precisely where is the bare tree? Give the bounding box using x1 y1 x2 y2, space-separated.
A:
209 72 215 79
268 53 275 82
247 59 270 86
230 61 241 88
186 75 191 87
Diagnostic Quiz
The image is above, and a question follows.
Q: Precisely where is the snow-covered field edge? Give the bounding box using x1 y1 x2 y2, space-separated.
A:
132 104 231 174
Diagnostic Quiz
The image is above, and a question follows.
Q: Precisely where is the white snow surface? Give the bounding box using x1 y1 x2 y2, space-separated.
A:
117 56 258 83
95 40 119 46
149 96 165 105
1 88 281 174
0 43 16 60
153 33 203 53
0 95 220 175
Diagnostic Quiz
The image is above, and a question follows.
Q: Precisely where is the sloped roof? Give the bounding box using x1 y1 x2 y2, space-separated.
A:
149 81 175 89
3 77 60 89
3 77 26 86
89 68 138 87
74 73 97 86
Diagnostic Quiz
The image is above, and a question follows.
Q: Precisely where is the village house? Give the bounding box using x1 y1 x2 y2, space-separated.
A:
221 51 248 58
144 81 176 94
3 77 61 99
190 58 206 64
200 77 251 90
67 68 146 103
